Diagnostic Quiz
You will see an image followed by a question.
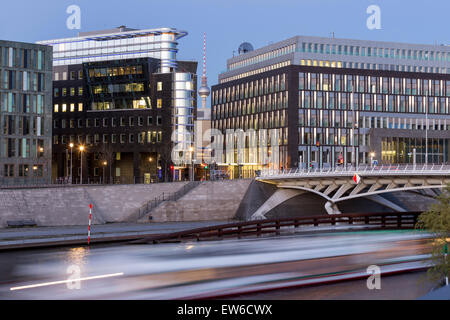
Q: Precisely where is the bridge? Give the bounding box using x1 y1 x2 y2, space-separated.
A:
253 164 450 218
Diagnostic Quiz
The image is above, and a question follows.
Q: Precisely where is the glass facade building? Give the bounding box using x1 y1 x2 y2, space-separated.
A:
40 27 197 183
0 40 53 185
212 36 450 176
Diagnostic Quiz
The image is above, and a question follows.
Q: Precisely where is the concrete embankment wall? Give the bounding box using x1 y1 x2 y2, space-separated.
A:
0 182 187 228
145 179 253 222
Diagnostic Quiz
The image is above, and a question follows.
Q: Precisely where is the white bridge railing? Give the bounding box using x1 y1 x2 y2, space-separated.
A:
258 163 450 178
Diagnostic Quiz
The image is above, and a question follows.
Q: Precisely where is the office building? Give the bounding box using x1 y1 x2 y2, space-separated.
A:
211 35 450 178
0 40 53 185
38 27 197 183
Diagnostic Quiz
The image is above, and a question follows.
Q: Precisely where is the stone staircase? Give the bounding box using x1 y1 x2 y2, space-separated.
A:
146 179 253 222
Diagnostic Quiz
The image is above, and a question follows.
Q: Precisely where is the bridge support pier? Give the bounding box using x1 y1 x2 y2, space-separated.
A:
325 201 341 215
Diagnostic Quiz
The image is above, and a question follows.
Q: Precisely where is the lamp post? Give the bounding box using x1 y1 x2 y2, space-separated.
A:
190 146 195 181
79 145 85 184
69 143 74 184
425 91 428 166
102 161 107 184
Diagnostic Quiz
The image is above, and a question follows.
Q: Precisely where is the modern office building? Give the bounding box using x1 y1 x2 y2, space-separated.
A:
38 27 197 183
0 40 53 185
211 35 450 178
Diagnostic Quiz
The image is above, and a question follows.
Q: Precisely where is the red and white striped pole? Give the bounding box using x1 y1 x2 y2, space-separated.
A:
88 203 93 245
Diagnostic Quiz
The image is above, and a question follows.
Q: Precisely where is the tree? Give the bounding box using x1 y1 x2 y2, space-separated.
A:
416 184 450 284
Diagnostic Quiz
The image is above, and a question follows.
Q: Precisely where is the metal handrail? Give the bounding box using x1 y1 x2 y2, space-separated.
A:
134 211 423 244
258 163 450 178
138 181 203 219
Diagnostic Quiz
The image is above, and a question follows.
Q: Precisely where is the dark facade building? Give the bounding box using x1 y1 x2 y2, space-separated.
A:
0 40 53 185
211 36 450 178
38 27 197 183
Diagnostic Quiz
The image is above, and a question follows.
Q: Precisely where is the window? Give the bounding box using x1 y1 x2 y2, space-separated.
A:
54 104 59 112
54 88 59 97
70 87 75 96
157 99 162 108
4 164 14 177
70 104 75 112
147 116 153 126
120 117 125 126
78 103 83 112
157 116 162 126
78 87 83 96
62 104 67 112
138 116 144 126
157 82 163 91
62 88 67 96
70 71 76 80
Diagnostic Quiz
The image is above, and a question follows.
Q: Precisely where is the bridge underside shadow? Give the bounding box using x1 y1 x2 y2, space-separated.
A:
235 181 438 221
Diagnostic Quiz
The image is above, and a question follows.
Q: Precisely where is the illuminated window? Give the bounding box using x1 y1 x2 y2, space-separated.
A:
78 103 83 111
70 104 75 112
54 104 59 112
62 104 67 112
157 99 162 108
157 82 163 91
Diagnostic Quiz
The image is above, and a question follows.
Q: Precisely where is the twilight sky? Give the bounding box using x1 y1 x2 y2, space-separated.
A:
0 0 448 105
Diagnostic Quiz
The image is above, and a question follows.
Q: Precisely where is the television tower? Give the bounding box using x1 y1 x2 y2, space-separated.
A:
198 32 210 108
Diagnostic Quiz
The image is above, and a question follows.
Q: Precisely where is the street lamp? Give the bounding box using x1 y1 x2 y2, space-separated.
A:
69 143 74 184
79 145 85 184
189 146 194 181
102 161 107 184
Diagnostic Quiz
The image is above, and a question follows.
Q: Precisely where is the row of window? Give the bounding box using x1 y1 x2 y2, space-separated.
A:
213 92 288 120
0 93 46 114
299 72 450 96
54 131 163 145
299 59 448 74
227 41 449 73
0 138 45 158
213 110 288 132
2 115 45 136
87 65 144 78
298 110 450 130
220 61 291 84
92 82 145 94
1 69 46 91
0 46 45 70
299 91 450 114
229 44 296 71
54 115 162 129
299 127 359 147
2 164 44 178
213 74 286 104
298 42 449 62
53 70 83 81
54 87 83 97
